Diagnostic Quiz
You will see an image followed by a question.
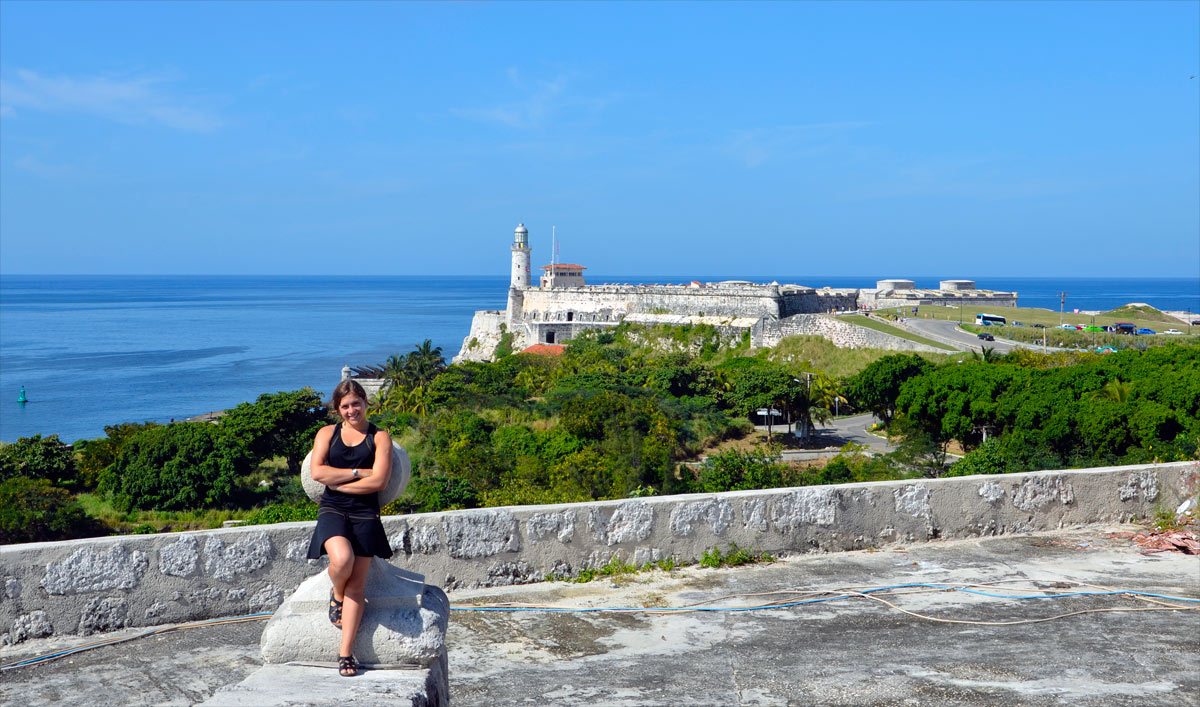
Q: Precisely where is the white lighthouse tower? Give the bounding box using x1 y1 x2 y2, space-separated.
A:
510 223 531 289
506 223 531 328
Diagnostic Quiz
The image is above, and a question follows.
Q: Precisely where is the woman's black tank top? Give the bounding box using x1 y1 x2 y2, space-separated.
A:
320 422 380 513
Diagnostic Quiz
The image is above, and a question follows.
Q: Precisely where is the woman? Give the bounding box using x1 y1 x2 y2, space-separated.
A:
306 379 393 677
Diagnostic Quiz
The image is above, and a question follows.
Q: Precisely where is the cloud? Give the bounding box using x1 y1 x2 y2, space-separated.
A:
727 122 872 168
13 155 84 180
451 69 588 129
0 69 221 132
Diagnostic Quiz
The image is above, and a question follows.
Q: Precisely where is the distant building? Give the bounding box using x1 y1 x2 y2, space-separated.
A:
540 263 587 289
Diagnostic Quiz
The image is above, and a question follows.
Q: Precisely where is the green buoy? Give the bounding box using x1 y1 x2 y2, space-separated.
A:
17 386 27 403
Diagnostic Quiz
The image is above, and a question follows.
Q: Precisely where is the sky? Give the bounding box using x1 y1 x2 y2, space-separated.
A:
1 1 1198 278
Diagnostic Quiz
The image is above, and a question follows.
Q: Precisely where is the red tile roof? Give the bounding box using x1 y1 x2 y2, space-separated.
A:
519 344 567 357
540 263 587 270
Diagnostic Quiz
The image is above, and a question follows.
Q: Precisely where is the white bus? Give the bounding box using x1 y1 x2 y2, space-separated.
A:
975 313 1007 326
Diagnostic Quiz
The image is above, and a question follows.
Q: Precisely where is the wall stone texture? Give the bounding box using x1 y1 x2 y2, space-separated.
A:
454 310 507 363
1 461 1194 645
753 313 947 353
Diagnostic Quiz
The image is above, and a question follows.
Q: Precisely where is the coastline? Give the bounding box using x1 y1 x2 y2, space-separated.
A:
2 275 1197 443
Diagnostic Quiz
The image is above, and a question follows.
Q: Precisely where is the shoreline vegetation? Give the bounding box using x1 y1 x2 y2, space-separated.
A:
2 304 1198 545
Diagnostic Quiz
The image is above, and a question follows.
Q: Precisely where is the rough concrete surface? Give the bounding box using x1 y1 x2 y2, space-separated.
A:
198 662 446 707
4 462 1194 644
2 525 1196 706
446 526 1198 707
259 561 447 667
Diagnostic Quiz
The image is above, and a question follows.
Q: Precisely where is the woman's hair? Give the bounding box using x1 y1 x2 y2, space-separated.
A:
331 379 368 410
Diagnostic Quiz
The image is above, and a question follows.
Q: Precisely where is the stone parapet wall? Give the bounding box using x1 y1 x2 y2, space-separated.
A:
752 314 946 353
2 462 1195 645
521 286 784 319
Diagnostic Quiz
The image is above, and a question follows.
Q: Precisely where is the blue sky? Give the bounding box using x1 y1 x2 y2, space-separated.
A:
1 1 1197 278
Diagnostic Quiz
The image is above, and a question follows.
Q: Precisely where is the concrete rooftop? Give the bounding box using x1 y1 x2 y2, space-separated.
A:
2 524 1197 706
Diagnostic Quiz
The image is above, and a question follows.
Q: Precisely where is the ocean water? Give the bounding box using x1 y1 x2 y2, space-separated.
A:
1 274 1196 443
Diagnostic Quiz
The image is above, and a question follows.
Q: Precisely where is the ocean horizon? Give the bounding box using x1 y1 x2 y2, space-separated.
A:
2 274 1197 443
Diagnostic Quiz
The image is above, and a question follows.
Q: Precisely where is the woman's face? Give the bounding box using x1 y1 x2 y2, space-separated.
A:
338 394 366 426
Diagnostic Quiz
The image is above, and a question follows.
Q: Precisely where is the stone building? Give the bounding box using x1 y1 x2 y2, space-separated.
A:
858 278 1019 311
454 225 1018 362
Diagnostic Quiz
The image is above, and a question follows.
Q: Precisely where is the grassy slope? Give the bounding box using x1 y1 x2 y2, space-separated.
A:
1103 304 1182 324
841 315 957 351
763 334 958 378
911 304 1192 331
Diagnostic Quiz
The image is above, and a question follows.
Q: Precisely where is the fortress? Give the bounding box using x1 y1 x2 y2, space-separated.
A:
455 224 1018 362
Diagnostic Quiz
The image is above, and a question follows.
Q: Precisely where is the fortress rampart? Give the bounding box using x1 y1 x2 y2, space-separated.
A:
2 462 1193 646
752 314 946 352
453 224 1018 361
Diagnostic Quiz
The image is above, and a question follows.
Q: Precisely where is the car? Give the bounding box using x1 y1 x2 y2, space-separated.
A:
1136 328 1156 335
1083 325 1104 332
1031 323 1045 328
1163 329 1183 335
1192 320 1200 326
1012 321 1024 327
977 333 995 341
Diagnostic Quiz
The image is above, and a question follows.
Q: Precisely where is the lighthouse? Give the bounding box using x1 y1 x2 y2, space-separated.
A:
506 223 531 327
510 223 531 289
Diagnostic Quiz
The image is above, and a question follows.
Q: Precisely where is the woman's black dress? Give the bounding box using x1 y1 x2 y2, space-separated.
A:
305 422 394 559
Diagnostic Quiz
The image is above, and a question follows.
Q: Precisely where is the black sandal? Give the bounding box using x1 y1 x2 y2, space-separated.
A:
338 655 358 677
328 590 343 629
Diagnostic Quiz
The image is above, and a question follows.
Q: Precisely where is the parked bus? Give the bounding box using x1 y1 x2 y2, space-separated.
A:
975 313 1007 326
1113 322 1135 334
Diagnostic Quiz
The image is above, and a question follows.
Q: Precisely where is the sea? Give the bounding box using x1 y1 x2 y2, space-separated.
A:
1 274 1197 443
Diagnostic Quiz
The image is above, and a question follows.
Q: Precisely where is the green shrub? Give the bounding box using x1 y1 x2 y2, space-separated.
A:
75 422 159 490
99 422 237 511
700 543 774 568
0 477 103 544
696 447 786 493
244 503 319 525
0 434 78 488
219 388 328 474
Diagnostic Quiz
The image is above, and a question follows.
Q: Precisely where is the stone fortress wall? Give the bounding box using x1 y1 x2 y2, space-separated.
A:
454 225 1017 362
2 462 1194 646
752 314 946 353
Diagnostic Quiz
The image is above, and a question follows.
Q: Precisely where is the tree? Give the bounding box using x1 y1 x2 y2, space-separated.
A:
75 422 159 490
0 434 78 488
894 362 1021 453
219 388 328 473
408 339 446 386
99 422 238 511
845 354 933 428
0 477 102 544
720 360 800 442
1093 379 1133 403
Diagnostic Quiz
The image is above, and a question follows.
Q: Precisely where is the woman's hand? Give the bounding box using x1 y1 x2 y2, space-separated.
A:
328 429 393 495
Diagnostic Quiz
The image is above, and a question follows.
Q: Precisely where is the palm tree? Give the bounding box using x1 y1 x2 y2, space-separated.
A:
383 354 410 388
1094 379 1133 403
408 339 446 386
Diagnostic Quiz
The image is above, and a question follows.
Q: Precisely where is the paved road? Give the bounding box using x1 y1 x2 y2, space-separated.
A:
752 413 894 460
902 318 1020 353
